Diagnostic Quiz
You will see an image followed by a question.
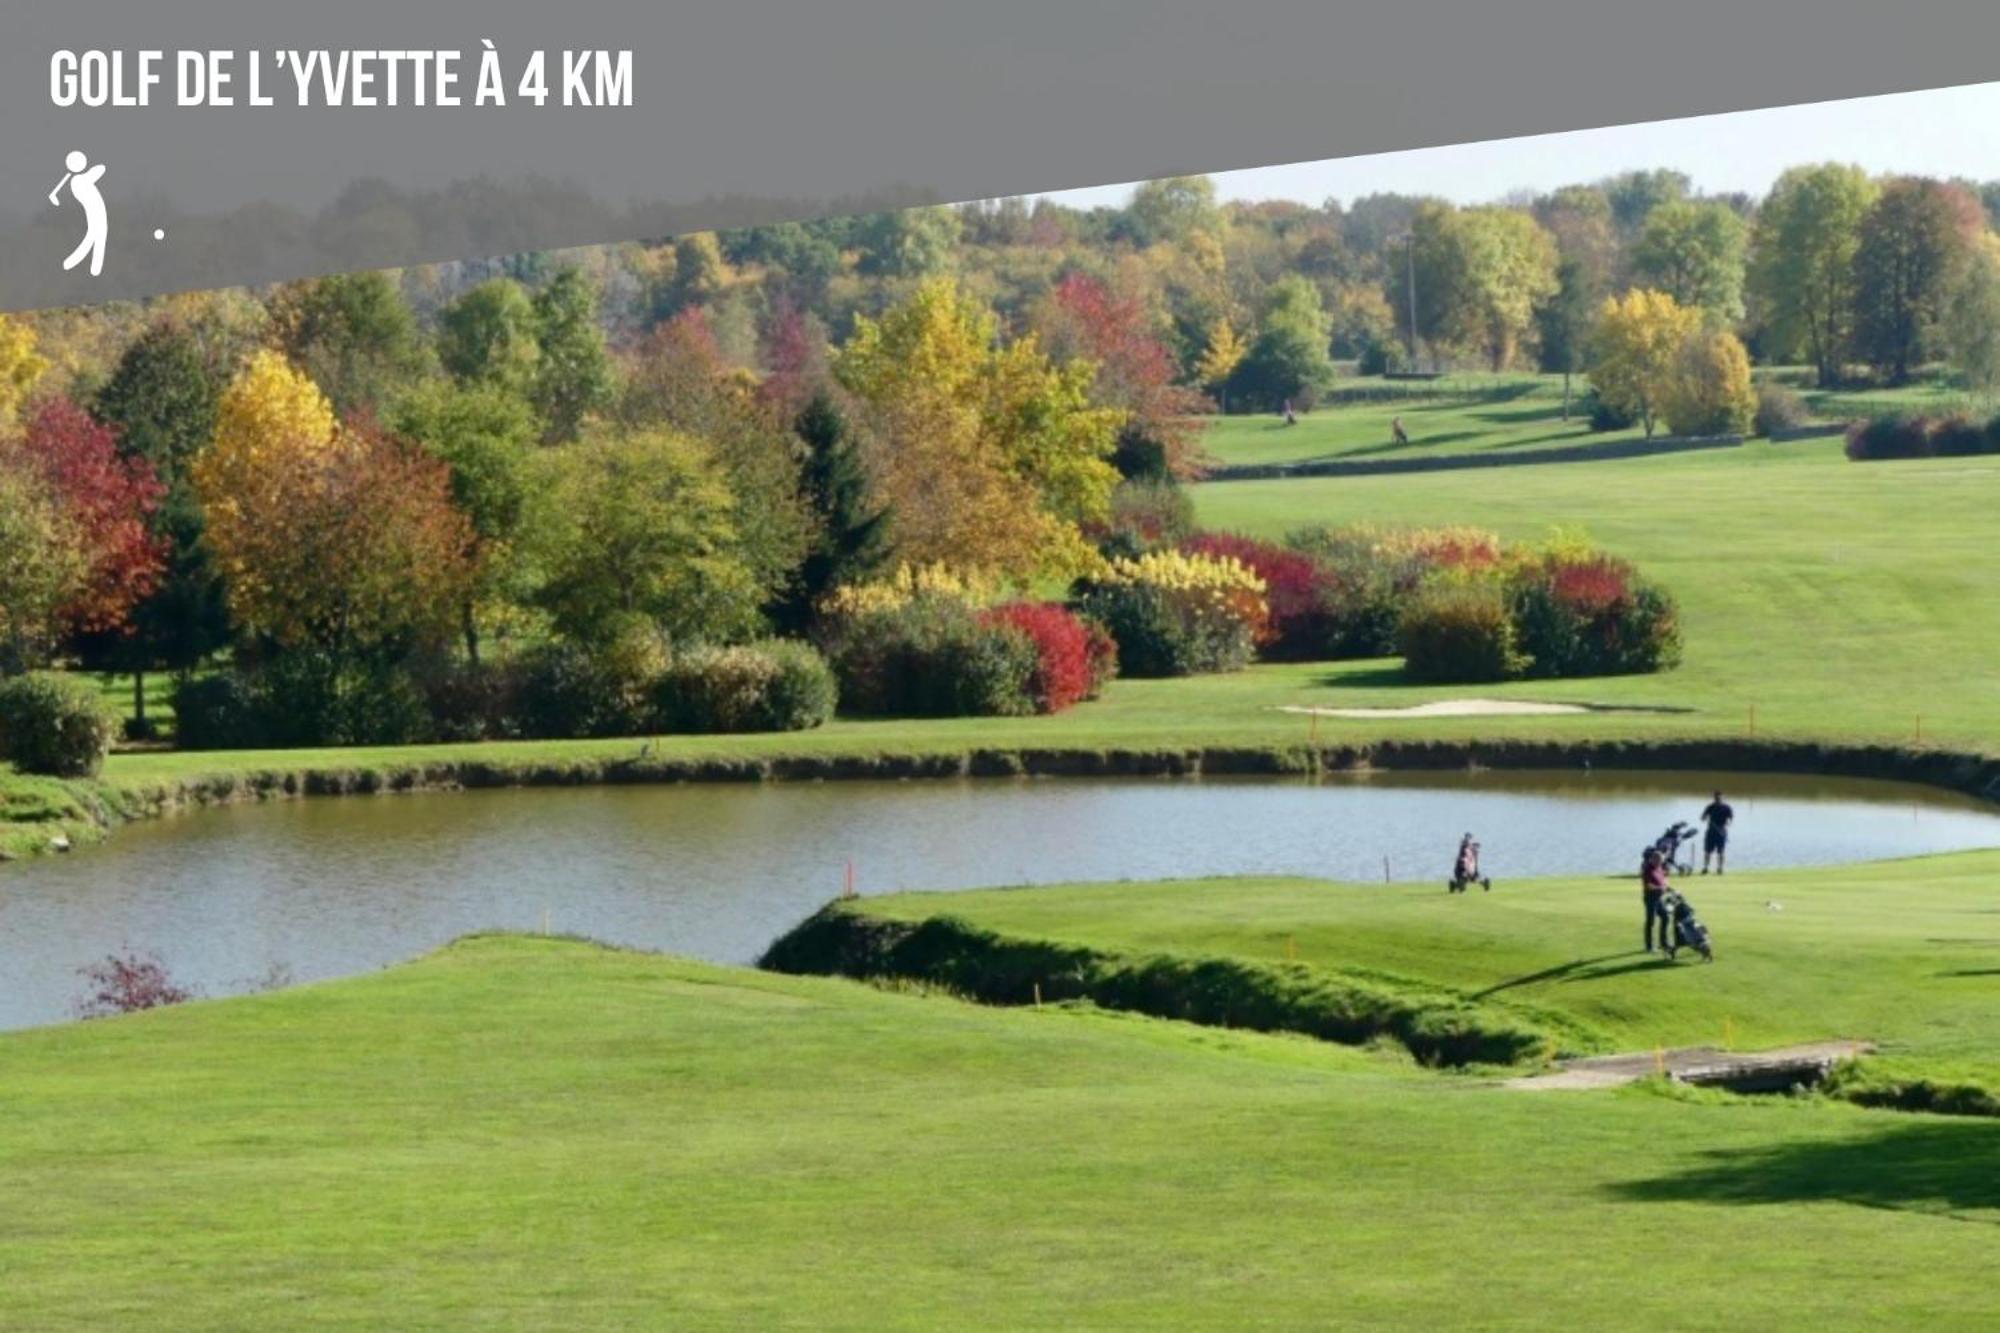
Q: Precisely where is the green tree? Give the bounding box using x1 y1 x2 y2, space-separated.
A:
1535 187 1618 416
90 322 232 694
437 278 541 392
529 267 613 444
1750 164 1877 387
1603 169 1690 237
530 430 763 648
854 207 963 279
1633 200 1748 323
1227 276 1335 411
1409 203 1558 370
769 390 891 632
1119 177 1223 249
389 381 539 661
1943 232 2000 397
1852 177 1983 384
268 271 428 417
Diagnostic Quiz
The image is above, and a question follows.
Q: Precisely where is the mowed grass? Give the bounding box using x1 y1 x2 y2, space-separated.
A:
1203 374 1634 469
2 934 1997 1329
1197 439 2000 749
857 851 2000 1074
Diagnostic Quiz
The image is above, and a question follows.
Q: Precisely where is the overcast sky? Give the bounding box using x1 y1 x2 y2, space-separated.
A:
1040 81 2000 210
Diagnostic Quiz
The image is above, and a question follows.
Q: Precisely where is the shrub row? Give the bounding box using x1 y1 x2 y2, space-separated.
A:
0 672 117 777
173 637 837 751
819 595 1115 717
1400 550 1682 684
1075 550 1269 677
1845 412 2000 460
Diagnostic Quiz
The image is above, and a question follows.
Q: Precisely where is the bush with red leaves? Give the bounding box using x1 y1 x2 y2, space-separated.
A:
980 602 1098 713
1181 532 1338 659
74 950 197 1018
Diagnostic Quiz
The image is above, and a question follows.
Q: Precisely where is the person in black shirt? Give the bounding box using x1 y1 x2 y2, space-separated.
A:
1700 790 1734 874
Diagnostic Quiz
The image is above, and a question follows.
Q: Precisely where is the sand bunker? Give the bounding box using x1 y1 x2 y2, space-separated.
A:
1280 699 1591 719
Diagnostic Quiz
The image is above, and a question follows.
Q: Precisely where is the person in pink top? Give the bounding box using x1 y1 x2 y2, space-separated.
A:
1641 845 1673 953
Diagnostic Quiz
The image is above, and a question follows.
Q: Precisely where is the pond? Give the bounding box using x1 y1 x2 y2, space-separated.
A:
4 768 1998 1030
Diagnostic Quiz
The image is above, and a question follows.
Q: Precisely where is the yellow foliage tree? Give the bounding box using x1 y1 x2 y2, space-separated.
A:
190 350 343 631
1195 319 1246 391
836 280 1120 581
0 315 49 436
1664 327 1756 438
1587 289 1699 438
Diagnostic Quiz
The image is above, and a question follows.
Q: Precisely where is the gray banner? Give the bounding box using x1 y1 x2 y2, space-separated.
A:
6 0 2000 311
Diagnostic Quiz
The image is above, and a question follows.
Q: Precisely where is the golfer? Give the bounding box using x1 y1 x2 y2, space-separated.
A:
1641 846 1672 952
1700 789 1734 874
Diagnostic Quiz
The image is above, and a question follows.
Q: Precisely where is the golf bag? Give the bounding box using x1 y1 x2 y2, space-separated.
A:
1653 822 1698 876
1660 889 1714 961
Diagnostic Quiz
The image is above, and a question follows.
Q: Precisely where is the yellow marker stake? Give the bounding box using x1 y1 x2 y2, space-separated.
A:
1033 982 1042 1008
1655 1046 1666 1077
1724 1016 1735 1051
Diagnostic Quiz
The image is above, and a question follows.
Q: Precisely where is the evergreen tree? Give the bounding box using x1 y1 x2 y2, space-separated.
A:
771 391 889 633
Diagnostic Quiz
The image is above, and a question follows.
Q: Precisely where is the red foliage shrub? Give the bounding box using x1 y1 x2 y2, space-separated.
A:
74 950 195 1018
1547 555 1634 618
981 602 1096 713
1181 531 1336 658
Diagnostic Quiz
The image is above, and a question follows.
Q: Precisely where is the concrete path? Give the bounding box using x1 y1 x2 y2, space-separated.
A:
1504 1040 1874 1092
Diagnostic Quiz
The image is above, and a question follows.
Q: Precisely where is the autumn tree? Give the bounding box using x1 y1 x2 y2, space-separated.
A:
1852 177 1983 384
1750 164 1877 387
1588 289 1700 438
0 463 83 672
1663 328 1756 437
13 399 166 644
193 359 476 687
268 271 429 418
836 279 1120 579
1032 272 1210 480
1196 319 1247 400
0 314 49 435
619 310 811 599
437 278 541 392
1632 200 1749 323
529 266 613 444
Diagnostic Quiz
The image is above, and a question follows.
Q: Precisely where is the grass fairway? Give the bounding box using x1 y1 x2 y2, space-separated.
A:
854 852 2000 1077
1203 374 1635 469
1197 439 2000 750
2 934 1997 1329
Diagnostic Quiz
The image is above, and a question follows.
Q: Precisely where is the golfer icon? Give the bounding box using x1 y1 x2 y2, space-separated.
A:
49 151 109 277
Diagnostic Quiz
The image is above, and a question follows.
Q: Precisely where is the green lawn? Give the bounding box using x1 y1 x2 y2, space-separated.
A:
2 934 1995 1328
1203 373 1635 469
854 852 2000 1078
1197 439 2000 751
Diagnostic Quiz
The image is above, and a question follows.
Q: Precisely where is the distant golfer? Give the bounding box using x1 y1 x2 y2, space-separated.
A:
1700 789 1734 874
1391 416 1410 446
50 150 109 277
1282 399 1297 427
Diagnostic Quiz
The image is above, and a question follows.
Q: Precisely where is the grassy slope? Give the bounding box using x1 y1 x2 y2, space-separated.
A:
2 935 1996 1328
1204 374 1638 469
1198 440 2000 749
855 854 2000 1075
